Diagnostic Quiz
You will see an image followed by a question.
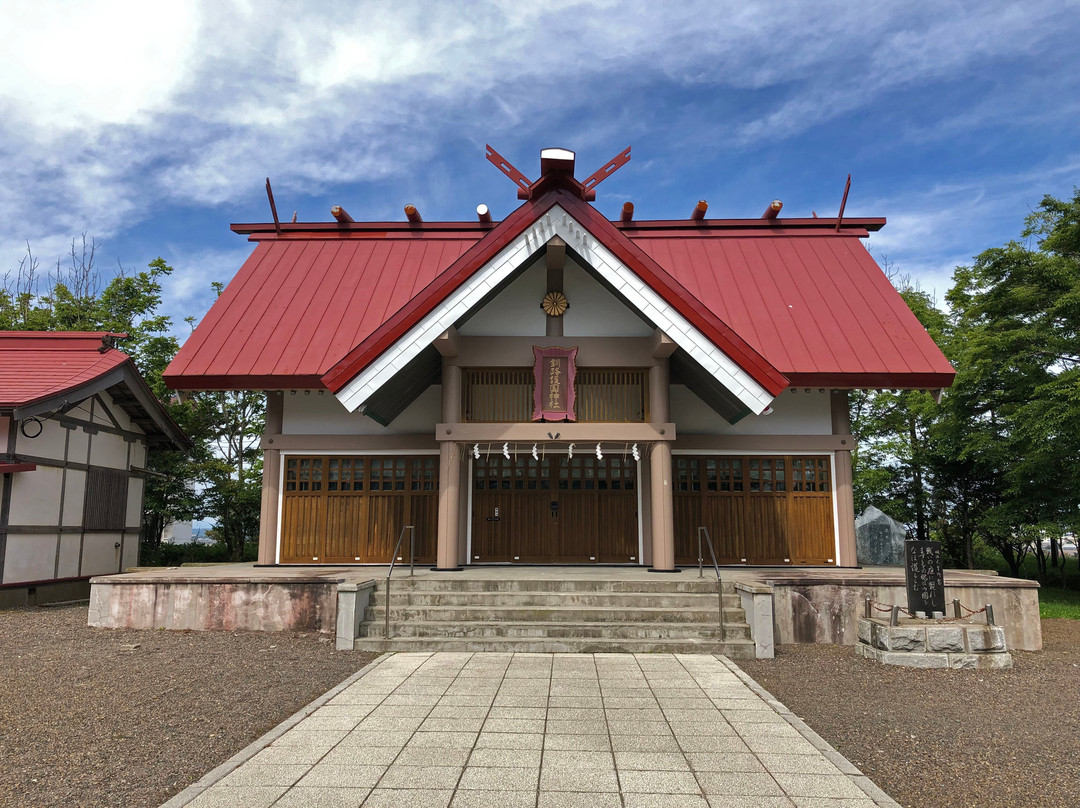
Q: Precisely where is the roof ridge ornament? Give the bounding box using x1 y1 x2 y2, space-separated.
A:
484 145 631 202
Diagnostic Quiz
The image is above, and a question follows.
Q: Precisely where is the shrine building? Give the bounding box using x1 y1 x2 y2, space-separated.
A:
164 147 955 572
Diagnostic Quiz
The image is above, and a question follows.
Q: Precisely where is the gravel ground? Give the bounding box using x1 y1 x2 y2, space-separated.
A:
2 606 1075 808
736 618 1080 808
0 603 377 808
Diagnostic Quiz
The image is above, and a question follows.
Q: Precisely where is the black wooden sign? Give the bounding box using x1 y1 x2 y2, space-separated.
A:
905 540 946 615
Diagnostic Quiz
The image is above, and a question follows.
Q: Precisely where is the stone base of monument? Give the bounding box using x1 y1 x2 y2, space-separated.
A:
855 616 1013 669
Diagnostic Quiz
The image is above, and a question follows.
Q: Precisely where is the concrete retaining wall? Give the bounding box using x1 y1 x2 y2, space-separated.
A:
88 578 339 633
769 579 1042 651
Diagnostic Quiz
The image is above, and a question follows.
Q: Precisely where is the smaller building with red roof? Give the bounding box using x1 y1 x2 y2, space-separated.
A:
1 332 189 604
165 147 954 573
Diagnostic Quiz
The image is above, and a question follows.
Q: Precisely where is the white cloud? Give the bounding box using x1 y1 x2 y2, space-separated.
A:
0 0 199 131
1 0 1078 305
856 154 1080 299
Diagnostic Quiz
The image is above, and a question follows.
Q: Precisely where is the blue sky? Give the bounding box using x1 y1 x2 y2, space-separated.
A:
2 0 1079 339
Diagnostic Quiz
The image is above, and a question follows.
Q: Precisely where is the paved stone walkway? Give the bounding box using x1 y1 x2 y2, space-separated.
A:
167 653 898 808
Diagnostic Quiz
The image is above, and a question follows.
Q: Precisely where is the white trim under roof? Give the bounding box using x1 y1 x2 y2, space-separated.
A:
335 204 776 415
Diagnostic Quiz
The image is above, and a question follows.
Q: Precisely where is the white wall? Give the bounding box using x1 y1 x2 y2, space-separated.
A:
7 466 64 524
457 254 655 339
562 259 654 337
57 535 82 579
62 470 86 525
672 386 833 435
458 256 547 336
282 386 441 435
81 532 124 577
3 388 150 584
3 535 56 583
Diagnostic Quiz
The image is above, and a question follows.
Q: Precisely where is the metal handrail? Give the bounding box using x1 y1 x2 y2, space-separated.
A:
696 526 725 633
384 525 415 640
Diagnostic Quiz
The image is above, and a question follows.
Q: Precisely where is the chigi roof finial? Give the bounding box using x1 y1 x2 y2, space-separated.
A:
484 144 630 202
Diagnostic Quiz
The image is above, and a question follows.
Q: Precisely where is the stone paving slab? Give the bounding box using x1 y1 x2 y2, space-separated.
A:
162 652 899 808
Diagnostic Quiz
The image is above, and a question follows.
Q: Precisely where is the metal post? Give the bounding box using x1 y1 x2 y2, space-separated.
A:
716 580 723 632
384 578 391 639
985 604 995 626
697 528 704 578
890 605 900 627
409 526 415 577
952 598 961 619
864 597 872 619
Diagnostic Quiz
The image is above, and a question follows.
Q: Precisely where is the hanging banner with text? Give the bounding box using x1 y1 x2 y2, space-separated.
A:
532 346 578 421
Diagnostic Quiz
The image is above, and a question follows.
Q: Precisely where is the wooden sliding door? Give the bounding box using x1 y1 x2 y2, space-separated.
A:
674 455 835 566
280 455 438 564
471 454 639 563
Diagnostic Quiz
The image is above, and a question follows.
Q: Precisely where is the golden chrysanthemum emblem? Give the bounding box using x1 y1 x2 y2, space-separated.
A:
542 291 568 316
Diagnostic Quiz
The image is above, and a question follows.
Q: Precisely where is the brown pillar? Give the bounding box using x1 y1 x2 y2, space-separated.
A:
639 459 653 567
436 365 464 569
648 361 676 571
831 390 857 567
257 391 284 565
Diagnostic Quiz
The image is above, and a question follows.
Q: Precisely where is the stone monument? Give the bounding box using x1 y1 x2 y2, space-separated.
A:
855 505 906 566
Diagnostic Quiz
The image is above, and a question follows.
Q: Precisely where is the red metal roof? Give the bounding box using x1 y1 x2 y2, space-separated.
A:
634 230 956 387
0 332 130 408
165 198 953 393
167 236 477 389
318 188 787 397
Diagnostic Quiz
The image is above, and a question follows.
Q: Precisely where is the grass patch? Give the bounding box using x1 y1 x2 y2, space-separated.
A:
1039 586 1080 619
977 548 1080 619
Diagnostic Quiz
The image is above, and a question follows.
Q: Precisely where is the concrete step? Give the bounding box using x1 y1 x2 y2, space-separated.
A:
351 575 755 656
352 635 757 658
360 620 751 641
364 604 746 625
369 591 741 609
381 577 736 595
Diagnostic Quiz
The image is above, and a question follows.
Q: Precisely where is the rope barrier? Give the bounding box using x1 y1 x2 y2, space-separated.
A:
866 599 986 623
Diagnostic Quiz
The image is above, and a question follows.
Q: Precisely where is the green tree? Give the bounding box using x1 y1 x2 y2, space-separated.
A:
938 190 1080 576
851 285 948 541
201 390 264 561
3 239 267 563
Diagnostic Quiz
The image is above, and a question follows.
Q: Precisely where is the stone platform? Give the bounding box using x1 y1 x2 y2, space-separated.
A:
855 615 1013 669
87 563 1043 657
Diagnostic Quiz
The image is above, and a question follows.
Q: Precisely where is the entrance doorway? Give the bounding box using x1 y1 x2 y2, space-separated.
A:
471 454 639 563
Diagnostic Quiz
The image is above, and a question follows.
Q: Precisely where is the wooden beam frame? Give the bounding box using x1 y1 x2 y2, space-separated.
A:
436 422 675 442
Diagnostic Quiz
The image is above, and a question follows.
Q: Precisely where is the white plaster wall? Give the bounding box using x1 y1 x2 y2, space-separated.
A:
63 470 86 525
57 535 82 579
672 386 833 435
562 259 655 337
2 535 55 584
456 254 655 339
7 467 64 525
282 386 441 435
458 257 547 336
89 430 131 470
66 425 90 461
126 477 144 527
15 416 67 458
96 391 140 433
122 536 139 570
81 533 122 577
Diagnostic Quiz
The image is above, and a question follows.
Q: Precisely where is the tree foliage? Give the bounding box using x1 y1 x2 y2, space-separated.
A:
3 237 265 563
853 190 1080 580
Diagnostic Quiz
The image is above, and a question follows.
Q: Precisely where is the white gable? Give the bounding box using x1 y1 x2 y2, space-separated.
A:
456 254 654 338
335 204 775 415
